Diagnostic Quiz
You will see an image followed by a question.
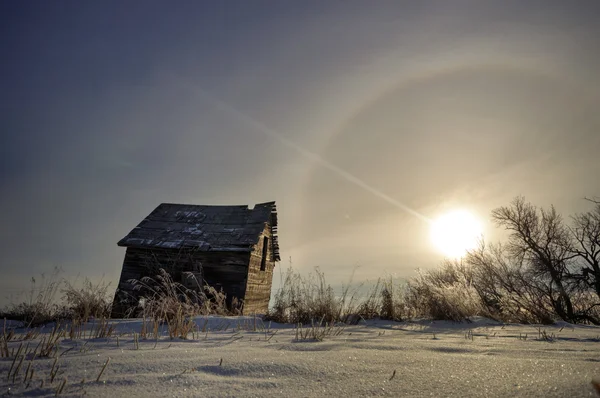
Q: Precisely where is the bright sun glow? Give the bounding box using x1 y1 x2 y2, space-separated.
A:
430 209 483 258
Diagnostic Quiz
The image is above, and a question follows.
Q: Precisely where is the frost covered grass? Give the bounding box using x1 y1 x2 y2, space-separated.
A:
1 316 599 397
266 267 406 324
0 269 113 327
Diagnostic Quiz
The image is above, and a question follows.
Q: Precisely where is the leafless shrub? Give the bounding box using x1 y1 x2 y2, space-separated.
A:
355 279 383 320
267 267 333 324
404 260 487 321
62 278 113 322
267 267 365 324
466 242 555 324
379 277 406 321
491 197 579 322
0 268 69 327
570 199 600 305
267 267 405 324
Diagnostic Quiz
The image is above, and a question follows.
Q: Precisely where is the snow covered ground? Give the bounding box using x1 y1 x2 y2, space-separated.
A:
1 316 599 397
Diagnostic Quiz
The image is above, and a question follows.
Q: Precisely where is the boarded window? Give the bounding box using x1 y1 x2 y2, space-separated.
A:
260 236 269 271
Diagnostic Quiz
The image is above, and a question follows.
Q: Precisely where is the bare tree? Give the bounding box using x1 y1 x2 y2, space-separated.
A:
466 241 555 324
570 199 600 300
491 197 577 322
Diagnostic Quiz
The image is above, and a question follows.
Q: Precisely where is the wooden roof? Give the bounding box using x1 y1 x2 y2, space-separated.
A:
118 201 280 261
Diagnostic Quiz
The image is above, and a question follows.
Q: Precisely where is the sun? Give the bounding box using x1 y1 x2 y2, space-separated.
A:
430 209 483 258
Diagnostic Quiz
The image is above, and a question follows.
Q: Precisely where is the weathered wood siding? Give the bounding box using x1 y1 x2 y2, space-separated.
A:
111 247 250 318
242 225 276 314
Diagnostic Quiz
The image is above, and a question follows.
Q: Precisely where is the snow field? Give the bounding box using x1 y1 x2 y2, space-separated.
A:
1 316 599 397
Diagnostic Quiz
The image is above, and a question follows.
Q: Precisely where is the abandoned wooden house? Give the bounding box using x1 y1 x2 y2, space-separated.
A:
110 201 280 318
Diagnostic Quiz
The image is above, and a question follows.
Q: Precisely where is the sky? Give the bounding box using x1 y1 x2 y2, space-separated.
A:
1 1 600 303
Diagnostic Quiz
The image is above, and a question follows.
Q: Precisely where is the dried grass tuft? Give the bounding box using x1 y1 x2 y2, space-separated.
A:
129 269 238 339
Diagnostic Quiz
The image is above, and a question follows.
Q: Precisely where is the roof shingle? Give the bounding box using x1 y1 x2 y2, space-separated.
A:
118 201 280 260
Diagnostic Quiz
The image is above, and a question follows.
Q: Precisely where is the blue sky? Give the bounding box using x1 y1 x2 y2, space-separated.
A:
1 1 599 302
